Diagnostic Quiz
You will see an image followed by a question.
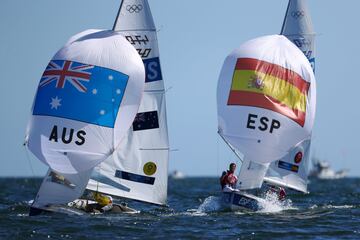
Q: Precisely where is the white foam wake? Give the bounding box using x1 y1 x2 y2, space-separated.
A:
257 191 295 213
185 196 223 215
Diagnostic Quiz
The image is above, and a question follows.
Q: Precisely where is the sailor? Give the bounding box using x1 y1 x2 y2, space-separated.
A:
268 186 286 201
278 187 286 201
92 192 113 212
220 163 238 192
68 192 113 213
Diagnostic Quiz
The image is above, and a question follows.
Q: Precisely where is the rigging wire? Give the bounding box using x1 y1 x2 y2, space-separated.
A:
24 144 36 178
216 133 220 176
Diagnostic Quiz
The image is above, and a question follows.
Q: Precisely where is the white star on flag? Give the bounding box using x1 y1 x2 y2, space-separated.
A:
50 96 62 109
108 75 114 81
92 89 98 95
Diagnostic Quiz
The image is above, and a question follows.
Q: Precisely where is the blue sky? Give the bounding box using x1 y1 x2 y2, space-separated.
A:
1 0 359 177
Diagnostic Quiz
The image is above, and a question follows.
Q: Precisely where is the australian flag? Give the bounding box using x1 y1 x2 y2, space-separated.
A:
33 60 128 128
132 110 159 131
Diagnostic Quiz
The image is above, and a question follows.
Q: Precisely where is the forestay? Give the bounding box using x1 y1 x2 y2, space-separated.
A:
217 35 316 189
87 0 169 206
27 29 145 210
281 0 315 71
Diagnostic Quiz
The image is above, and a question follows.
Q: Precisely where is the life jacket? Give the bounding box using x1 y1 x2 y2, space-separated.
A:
220 171 238 188
268 186 286 201
278 188 286 201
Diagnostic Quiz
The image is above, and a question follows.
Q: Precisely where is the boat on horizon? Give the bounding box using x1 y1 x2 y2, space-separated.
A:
169 170 186 179
309 159 348 179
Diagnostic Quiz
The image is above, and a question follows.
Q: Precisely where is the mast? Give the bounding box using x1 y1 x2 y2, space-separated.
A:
112 0 124 31
280 0 291 34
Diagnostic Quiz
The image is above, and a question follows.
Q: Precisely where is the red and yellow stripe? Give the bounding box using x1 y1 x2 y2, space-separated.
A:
228 58 310 127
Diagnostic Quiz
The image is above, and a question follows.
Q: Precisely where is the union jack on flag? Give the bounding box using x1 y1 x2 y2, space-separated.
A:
39 60 94 92
33 59 129 128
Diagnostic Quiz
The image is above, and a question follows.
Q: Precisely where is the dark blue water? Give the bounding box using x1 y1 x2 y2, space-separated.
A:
0 177 359 239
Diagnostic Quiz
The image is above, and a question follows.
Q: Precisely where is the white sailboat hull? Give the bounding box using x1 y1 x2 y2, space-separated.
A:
221 191 264 212
29 204 85 216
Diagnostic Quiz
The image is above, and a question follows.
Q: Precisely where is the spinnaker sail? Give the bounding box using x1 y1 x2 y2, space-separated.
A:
26 29 145 213
217 35 316 191
87 0 169 206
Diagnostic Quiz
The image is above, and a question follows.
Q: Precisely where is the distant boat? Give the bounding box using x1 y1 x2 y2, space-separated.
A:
309 160 348 179
217 34 316 211
26 29 145 216
169 170 185 179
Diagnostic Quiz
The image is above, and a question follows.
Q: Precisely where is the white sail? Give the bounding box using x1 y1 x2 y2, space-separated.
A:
264 139 311 193
281 0 315 71
237 159 269 190
27 29 145 211
87 0 169 206
217 35 316 190
31 169 92 210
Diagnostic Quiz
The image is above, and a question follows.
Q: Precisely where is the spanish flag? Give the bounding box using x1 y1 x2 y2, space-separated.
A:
227 58 310 127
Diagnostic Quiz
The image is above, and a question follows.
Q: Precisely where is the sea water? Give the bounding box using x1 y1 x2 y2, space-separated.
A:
0 177 359 239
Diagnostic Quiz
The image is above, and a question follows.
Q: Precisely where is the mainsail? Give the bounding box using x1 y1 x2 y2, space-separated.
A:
217 35 316 191
87 0 169 206
26 29 145 212
264 139 311 193
281 0 315 71
263 0 316 193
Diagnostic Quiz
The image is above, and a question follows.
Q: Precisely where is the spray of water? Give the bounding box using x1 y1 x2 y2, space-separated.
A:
257 191 294 213
188 196 224 215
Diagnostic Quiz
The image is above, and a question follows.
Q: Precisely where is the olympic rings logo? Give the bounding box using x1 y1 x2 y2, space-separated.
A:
126 4 143 13
291 11 304 18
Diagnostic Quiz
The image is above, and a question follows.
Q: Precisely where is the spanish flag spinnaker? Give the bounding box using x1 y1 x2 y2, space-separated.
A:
217 35 316 166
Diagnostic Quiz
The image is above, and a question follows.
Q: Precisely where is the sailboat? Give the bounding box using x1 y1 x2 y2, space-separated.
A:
263 0 315 192
26 29 146 216
86 0 170 207
217 34 316 211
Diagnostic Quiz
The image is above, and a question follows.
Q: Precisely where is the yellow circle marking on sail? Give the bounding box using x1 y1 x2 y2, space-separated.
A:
143 162 157 176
